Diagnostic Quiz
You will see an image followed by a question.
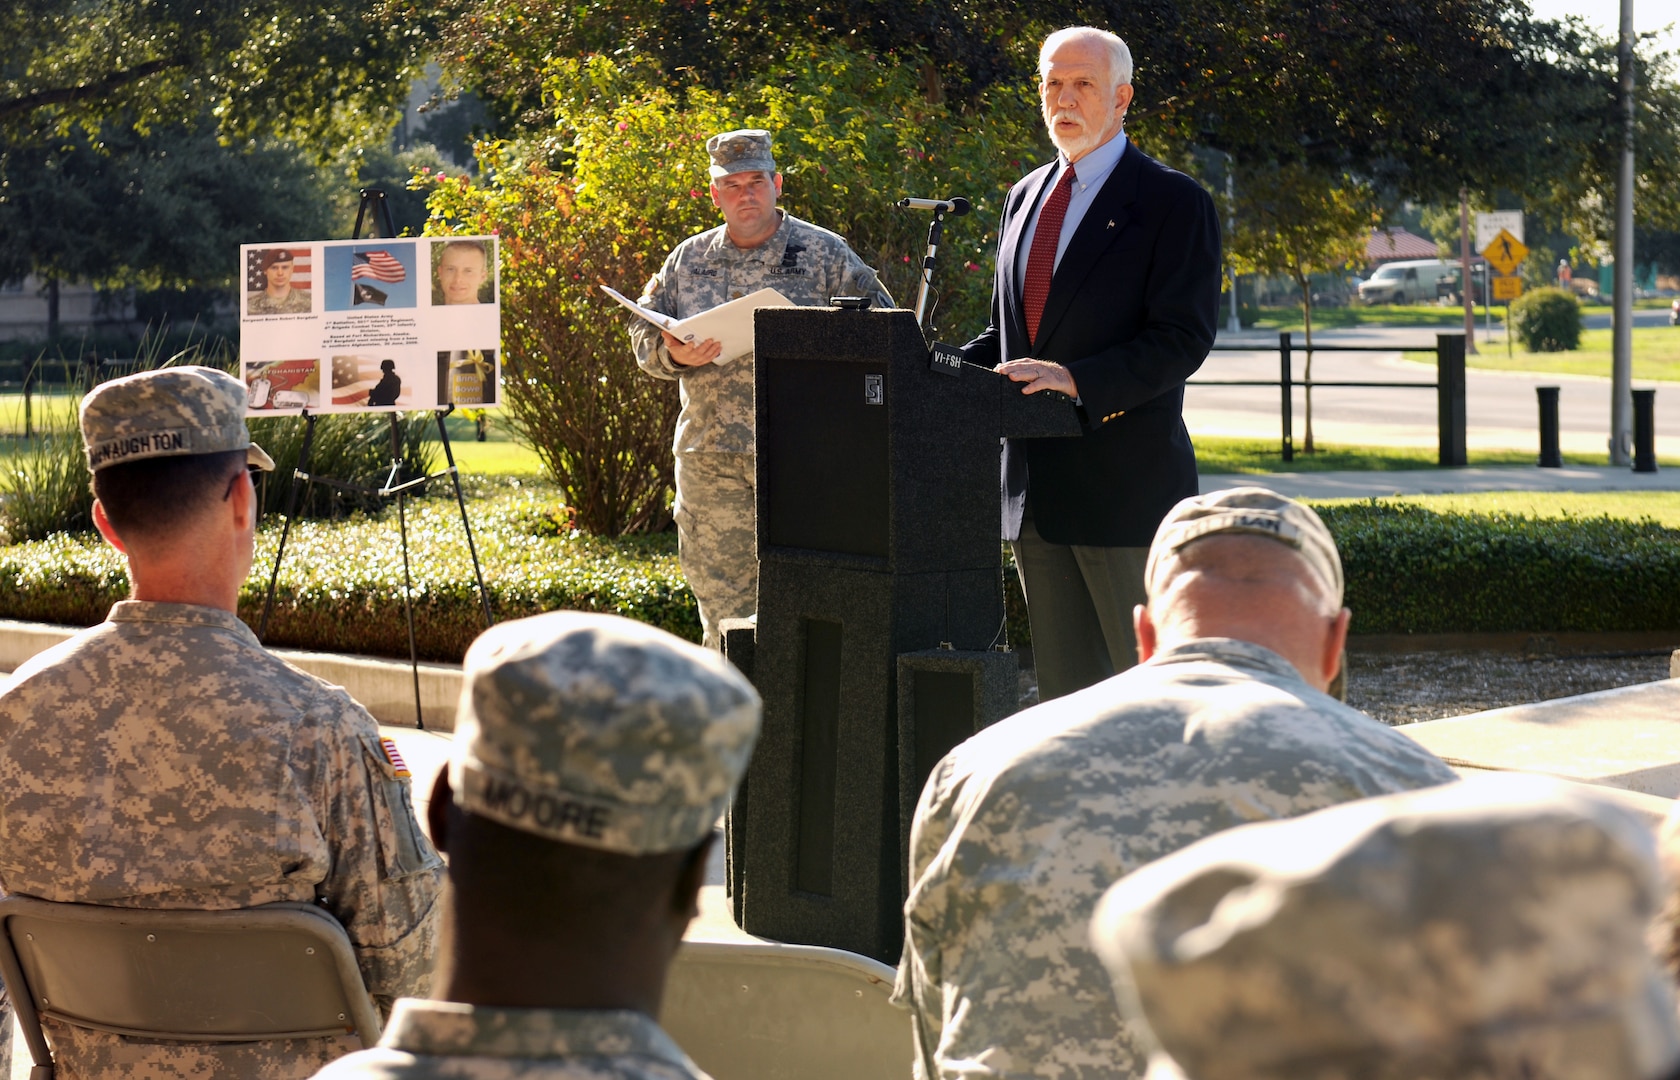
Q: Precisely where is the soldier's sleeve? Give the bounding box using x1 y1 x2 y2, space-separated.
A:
632 253 684 381
892 755 960 1080
302 704 444 1015
831 238 894 311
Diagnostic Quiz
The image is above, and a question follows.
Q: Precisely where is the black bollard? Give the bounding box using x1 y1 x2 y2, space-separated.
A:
1536 386 1562 468
1633 388 1658 473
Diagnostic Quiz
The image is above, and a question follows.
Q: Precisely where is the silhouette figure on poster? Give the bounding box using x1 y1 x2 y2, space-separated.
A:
367 359 403 406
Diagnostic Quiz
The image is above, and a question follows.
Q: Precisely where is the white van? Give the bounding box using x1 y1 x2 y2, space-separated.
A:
1358 260 1460 305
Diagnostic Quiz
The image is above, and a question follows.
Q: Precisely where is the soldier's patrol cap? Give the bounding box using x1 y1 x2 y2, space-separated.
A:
707 129 777 179
1144 487 1342 606
450 611 762 855
81 366 275 474
1090 775 1680 1080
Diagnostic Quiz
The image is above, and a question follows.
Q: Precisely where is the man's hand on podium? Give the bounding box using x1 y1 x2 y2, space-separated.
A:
663 330 723 367
997 357 1078 399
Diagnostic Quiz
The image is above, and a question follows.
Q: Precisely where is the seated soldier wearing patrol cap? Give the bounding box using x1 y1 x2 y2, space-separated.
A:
893 488 1459 1080
0 367 443 1079
1093 774 1680 1080
312 610 762 1080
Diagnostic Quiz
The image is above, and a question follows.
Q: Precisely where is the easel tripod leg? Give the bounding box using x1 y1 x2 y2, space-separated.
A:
259 411 317 642
434 405 493 628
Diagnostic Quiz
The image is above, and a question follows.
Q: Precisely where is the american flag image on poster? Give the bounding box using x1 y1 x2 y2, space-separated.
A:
244 248 312 291
350 250 406 283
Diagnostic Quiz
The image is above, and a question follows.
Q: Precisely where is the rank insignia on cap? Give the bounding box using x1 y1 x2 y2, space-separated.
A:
380 737 411 778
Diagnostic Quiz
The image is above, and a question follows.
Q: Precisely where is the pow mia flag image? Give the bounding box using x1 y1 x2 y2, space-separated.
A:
352 283 388 307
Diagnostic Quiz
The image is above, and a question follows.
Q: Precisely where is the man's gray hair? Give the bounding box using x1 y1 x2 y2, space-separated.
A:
1039 26 1133 88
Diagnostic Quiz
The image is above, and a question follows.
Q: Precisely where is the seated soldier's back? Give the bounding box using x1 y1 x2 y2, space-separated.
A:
0 601 440 1079
895 639 1459 1080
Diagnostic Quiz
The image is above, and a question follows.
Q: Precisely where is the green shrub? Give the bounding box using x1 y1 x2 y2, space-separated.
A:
1509 287 1582 352
6 487 1677 662
418 48 1045 535
248 413 437 519
0 405 93 543
1321 501 1680 633
0 478 698 661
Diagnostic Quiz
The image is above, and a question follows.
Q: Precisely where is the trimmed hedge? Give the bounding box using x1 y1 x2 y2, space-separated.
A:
1323 501 1680 633
3 489 1678 662
0 479 697 662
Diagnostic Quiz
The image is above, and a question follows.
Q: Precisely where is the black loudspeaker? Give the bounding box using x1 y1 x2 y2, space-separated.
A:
732 307 1078 964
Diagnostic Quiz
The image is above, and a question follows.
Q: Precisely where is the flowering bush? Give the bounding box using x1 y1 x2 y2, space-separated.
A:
418 48 1047 536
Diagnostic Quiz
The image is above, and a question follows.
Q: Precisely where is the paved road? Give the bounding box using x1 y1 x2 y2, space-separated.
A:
1187 326 1680 456
1583 308 1670 329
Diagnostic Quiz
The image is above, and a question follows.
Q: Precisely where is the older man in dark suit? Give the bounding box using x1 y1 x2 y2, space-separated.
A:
965 26 1222 701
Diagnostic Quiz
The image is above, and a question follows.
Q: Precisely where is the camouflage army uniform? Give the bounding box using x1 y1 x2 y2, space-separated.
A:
630 211 891 647
311 1000 713 1080
891 637 1458 1080
248 287 313 314
0 601 445 1079
1092 775 1680 1080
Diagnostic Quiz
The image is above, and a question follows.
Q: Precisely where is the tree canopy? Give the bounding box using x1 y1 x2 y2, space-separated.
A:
1 0 451 148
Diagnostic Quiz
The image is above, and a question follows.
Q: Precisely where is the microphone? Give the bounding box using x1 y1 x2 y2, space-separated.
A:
896 196 971 216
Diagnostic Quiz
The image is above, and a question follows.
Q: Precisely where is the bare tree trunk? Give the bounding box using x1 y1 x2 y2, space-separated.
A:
1297 266 1316 453
46 276 60 342
919 61 944 105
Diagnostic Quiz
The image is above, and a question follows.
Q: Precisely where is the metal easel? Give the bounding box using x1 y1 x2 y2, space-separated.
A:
257 189 494 730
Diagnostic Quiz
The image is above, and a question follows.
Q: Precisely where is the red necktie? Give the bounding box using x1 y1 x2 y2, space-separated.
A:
1022 165 1076 346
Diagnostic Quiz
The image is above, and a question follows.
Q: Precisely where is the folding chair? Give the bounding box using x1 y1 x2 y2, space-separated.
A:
0 895 381 1080
662 939 912 1079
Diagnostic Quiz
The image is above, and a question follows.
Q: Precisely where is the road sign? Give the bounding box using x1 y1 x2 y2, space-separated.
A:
1492 275 1524 301
1481 229 1529 277
1475 211 1524 251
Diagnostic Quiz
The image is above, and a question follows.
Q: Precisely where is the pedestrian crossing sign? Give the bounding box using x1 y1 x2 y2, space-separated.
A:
1481 229 1529 277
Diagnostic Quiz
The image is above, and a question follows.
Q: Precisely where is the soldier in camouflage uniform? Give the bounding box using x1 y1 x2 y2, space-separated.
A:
1092 775 1680 1080
0 366 443 1079
247 248 314 314
891 488 1459 1080
629 129 892 648
312 610 763 1080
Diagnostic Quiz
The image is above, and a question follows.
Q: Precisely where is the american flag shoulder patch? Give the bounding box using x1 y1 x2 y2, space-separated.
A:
380 737 411 778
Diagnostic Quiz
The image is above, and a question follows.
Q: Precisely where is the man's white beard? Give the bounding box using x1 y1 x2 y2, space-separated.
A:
1047 111 1104 160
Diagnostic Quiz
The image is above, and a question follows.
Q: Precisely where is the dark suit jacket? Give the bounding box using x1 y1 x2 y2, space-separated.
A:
964 142 1221 547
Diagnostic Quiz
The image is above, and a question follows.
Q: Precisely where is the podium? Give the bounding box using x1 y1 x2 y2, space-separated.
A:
724 307 1078 963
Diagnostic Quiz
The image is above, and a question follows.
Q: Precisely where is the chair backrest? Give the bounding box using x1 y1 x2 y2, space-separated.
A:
661 939 911 1079
0 895 381 1078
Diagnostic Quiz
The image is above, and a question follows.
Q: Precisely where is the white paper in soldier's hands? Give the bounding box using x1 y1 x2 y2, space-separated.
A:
601 284 793 365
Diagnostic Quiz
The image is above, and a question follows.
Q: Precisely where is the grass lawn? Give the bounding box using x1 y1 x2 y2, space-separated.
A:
1192 436 1676 473
1436 325 1680 381
438 413 545 475
1310 490 1680 528
0 391 79 437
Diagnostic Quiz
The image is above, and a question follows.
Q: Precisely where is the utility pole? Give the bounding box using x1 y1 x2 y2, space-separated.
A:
1611 0 1635 465
1226 170 1241 334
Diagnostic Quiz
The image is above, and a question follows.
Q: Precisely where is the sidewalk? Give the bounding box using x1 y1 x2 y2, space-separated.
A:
1201 464 1680 500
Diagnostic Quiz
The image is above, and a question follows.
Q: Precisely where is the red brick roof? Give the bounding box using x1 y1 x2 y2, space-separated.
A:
1366 228 1441 263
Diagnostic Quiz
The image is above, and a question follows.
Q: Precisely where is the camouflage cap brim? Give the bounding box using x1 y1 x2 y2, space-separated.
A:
81 366 267 473
1091 775 1680 1080
451 611 762 855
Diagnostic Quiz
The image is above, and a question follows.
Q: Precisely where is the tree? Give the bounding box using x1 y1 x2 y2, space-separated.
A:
0 0 454 149
0 120 336 336
1227 160 1381 453
434 0 1639 213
